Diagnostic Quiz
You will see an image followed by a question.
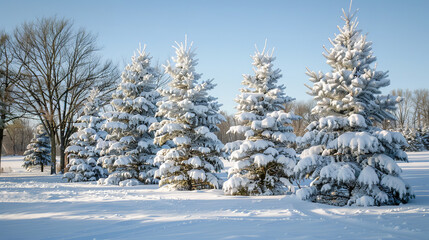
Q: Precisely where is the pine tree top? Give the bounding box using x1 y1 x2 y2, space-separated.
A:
306 9 399 125
242 43 282 94
113 45 159 102
156 38 223 125
164 38 201 91
110 46 160 116
235 42 294 122
81 88 102 118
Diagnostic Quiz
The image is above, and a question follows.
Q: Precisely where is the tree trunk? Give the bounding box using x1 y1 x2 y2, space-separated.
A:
50 130 56 174
0 128 3 173
65 152 69 168
13 140 17 155
41 163 44 172
60 135 66 174
20 130 25 154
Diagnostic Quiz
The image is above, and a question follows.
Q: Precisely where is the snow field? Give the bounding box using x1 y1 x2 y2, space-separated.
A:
0 152 428 239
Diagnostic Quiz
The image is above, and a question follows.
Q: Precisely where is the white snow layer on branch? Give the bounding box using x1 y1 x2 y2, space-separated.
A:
357 166 379 187
328 132 379 154
223 175 250 195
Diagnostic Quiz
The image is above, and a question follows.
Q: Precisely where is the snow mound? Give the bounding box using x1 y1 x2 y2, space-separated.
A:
119 179 140 187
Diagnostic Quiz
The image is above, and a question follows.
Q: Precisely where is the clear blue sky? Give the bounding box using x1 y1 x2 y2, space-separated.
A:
1 0 428 113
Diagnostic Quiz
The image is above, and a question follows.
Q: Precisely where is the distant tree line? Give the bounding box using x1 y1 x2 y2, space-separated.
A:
388 89 429 151
389 89 429 130
1 119 32 155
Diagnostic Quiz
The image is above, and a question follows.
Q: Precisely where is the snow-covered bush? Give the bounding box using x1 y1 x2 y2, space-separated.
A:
63 88 107 182
98 45 161 186
23 124 51 172
295 9 414 206
150 39 225 190
223 44 300 196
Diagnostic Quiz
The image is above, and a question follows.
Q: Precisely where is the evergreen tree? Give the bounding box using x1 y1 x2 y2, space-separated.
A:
23 124 51 172
223 44 300 196
402 128 426 152
63 88 107 182
295 9 413 206
150 39 224 190
422 127 429 150
98 46 161 186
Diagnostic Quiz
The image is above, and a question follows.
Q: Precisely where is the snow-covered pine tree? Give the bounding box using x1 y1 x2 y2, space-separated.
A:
222 44 300 196
23 124 51 172
294 9 414 206
149 39 225 190
402 128 426 152
97 46 161 186
422 127 429 150
63 88 107 182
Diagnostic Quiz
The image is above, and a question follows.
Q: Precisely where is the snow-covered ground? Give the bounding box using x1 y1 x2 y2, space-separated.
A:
0 152 428 240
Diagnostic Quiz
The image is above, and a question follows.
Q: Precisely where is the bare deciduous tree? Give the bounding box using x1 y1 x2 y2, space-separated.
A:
288 100 316 137
12 17 119 174
0 31 24 171
412 89 429 129
389 88 429 130
390 89 412 129
216 111 244 144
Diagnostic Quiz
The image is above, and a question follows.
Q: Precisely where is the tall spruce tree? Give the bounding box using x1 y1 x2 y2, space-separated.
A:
63 88 107 182
23 124 51 172
150 39 225 190
295 9 414 206
98 46 161 186
223 44 300 196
